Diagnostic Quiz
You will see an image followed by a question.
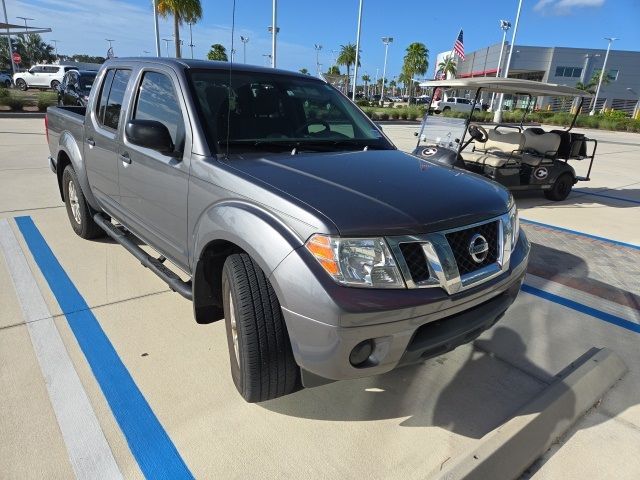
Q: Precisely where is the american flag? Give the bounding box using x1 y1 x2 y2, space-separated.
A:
453 30 465 60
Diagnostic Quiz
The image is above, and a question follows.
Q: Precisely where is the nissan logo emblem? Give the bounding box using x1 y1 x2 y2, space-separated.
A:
468 234 489 263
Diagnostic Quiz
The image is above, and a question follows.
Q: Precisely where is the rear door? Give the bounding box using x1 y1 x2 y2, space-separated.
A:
84 68 132 209
117 67 191 268
29 66 46 86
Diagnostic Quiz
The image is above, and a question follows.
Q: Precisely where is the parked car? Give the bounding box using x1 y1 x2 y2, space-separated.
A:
45 58 529 402
57 70 97 107
432 96 481 113
13 64 78 91
0 72 11 88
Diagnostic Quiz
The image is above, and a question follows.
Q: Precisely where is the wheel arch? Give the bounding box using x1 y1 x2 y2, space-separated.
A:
55 132 101 210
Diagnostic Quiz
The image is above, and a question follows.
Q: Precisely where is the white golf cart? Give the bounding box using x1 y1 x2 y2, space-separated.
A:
413 78 597 201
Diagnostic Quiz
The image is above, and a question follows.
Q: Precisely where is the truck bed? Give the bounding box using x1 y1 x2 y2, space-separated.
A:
46 106 86 158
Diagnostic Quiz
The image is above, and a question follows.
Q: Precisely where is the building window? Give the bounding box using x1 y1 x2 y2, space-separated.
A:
592 69 619 82
555 66 582 78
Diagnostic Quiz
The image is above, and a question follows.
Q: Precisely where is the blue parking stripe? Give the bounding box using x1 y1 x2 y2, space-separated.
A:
522 284 640 334
521 218 640 251
573 189 640 205
15 216 194 480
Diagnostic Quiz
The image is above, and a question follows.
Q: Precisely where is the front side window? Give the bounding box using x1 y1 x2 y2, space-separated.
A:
96 69 131 130
133 71 185 151
189 69 391 154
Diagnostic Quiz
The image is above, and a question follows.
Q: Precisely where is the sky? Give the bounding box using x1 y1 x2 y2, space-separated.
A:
7 0 640 79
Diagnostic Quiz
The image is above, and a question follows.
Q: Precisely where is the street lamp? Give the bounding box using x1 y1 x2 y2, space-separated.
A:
153 0 160 56
314 44 322 77
488 20 511 112
16 16 33 31
381 37 393 104
142 50 150 56
494 0 523 123
105 38 115 58
269 0 278 68
240 36 249 63
51 39 60 60
262 53 272 66
351 0 363 101
590 37 618 116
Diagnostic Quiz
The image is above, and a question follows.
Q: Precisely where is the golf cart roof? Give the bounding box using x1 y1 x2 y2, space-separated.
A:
419 77 592 98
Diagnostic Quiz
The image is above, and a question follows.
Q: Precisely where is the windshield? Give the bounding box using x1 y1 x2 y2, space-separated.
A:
416 115 468 149
189 70 393 154
79 74 96 92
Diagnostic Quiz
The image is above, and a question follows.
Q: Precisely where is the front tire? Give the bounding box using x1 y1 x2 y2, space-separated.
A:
51 80 60 90
15 78 27 91
3 80 10 88
222 253 300 402
544 172 574 201
62 166 104 239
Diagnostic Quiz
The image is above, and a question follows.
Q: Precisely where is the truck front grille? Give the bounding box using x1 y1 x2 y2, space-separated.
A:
398 242 431 283
445 221 499 275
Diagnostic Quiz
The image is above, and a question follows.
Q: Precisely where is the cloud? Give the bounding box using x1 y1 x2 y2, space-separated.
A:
7 0 315 72
534 0 605 14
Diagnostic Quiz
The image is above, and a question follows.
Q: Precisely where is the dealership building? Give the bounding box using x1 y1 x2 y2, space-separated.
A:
435 43 640 114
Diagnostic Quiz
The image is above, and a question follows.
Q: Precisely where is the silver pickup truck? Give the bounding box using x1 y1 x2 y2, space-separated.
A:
46 58 529 402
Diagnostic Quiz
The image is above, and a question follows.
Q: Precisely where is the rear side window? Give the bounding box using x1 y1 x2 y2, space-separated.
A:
133 71 185 150
95 69 131 130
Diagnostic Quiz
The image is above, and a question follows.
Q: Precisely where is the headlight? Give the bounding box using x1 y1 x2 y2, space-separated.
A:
509 204 520 250
305 234 405 288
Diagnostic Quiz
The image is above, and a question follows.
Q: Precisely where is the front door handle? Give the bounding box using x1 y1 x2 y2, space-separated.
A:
86 138 95 147
119 152 131 165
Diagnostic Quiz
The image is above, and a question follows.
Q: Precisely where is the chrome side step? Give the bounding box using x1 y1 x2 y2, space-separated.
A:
93 214 193 300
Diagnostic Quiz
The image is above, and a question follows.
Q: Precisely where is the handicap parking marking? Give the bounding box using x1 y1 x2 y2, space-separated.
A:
0 218 123 480
13 216 194 480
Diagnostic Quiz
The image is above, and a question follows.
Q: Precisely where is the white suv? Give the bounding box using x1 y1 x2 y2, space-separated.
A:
432 97 481 113
13 65 77 91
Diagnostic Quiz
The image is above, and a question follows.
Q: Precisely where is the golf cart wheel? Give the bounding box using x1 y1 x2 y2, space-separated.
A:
15 78 27 91
3 79 10 88
62 165 104 239
544 172 574 201
222 253 300 403
50 80 60 90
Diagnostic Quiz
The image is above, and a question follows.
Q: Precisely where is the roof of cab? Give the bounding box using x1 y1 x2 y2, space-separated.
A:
103 57 317 80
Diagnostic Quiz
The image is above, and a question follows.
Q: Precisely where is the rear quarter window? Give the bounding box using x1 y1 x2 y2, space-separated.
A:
95 69 132 130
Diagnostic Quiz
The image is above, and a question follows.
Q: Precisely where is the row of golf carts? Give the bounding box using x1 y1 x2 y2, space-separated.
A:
412 78 597 201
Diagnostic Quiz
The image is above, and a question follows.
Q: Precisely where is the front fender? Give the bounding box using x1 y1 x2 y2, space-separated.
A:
191 200 304 275
57 131 100 210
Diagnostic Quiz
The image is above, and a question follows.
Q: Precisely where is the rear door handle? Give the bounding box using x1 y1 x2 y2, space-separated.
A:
86 138 95 147
119 152 131 165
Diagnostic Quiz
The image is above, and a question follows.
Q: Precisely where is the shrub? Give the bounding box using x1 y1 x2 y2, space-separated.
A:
37 92 58 112
356 99 370 107
4 96 24 111
601 109 628 120
390 111 400 120
399 111 408 120
0 88 9 100
379 112 389 121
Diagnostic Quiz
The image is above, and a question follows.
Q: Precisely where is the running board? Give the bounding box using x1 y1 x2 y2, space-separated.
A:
93 214 193 300
575 176 590 182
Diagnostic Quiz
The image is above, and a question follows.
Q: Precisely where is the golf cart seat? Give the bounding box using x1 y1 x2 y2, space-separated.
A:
465 129 524 167
521 128 561 166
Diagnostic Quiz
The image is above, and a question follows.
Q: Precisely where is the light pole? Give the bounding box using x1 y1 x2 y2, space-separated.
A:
187 21 195 59
240 36 249 63
105 38 115 58
153 0 161 56
162 38 172 57
381 37 393 104
1 0 16 74
590 37 617 116
494 0 522 123
51 39 60 60
270 0 277 68
314 44 322 77
231 49 236 62
489 19 511 112
351 0 363 101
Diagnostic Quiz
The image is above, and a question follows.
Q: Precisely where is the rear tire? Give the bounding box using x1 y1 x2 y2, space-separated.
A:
544 172 574 201
62 166 104 239
222 253 300 402
15 78 27 91
51 80 60 90
3 80 10 88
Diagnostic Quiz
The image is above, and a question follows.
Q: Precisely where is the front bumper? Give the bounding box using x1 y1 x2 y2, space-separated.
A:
272 230 529 384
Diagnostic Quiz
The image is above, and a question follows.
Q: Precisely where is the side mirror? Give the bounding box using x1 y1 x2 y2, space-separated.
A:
125 120 174 154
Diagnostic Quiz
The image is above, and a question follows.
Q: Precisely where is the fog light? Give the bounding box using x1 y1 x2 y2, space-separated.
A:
349 340 374 367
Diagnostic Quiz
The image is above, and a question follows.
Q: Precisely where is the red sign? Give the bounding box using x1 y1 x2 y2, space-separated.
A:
12 52 21 64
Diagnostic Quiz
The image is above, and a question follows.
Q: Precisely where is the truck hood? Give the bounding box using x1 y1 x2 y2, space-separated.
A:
225 149 511 236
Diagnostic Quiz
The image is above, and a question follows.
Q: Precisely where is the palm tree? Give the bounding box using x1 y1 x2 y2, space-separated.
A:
362 74 370 97
156 0 203 58
402 42 429 103
437 55 457 79
299 68 309 75
207 44 228 61
326 65 340 75
389 79 397 96
336 43 360 94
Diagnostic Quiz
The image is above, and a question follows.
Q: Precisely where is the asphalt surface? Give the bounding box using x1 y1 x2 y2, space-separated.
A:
0 117 639 479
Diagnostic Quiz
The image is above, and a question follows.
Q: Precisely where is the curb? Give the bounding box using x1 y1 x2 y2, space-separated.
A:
431 347 627 480
0 112 46 119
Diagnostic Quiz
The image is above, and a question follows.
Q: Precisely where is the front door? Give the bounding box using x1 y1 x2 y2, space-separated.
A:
84 68 132 210
117 68 190 268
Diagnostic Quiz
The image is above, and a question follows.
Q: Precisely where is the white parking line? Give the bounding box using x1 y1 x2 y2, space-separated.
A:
0 219 123 480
